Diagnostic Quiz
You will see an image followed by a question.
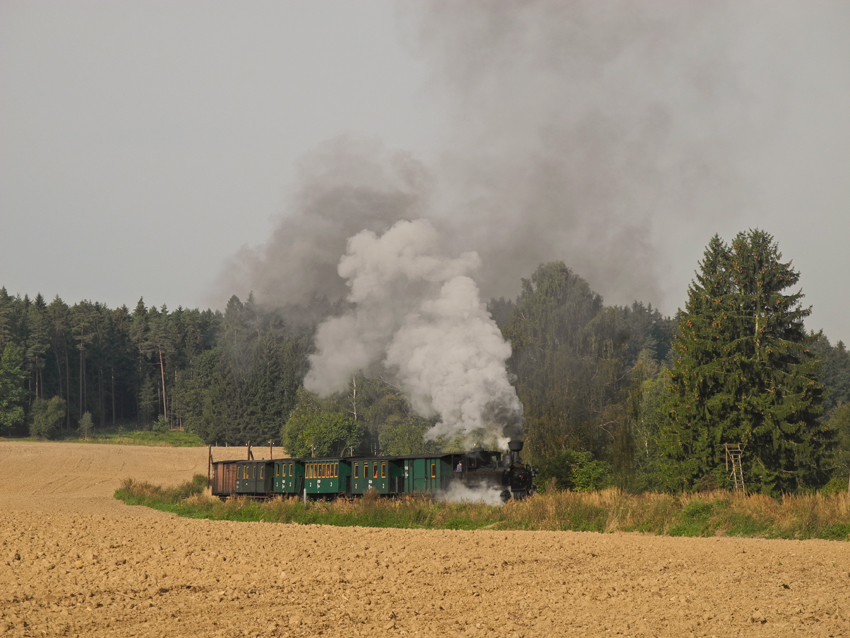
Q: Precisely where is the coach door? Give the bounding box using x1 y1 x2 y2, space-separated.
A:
404 459 428 493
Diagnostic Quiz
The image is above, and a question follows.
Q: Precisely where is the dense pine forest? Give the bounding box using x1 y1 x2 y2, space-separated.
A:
2 231 850 494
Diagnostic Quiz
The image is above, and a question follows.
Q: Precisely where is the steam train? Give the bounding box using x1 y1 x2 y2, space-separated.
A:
210 440 536 502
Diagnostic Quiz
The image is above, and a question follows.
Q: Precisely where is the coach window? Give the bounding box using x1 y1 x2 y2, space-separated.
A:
354 463 359 479
289 463 293 477
260 467 264 480
381 462 386 479
373 463 379 479
335 463 339 478
431 463 436 478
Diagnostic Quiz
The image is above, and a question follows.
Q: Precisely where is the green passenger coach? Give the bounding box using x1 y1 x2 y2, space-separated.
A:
403 456 453 493
303 458 350 497
350 458 404 495
274 459 304 495
234 460 274 496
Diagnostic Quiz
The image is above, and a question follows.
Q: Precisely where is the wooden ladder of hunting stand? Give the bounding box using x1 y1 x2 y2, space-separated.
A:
725 444 745 494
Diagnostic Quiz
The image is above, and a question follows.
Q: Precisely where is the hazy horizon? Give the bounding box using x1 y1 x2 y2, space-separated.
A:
2 1 848 343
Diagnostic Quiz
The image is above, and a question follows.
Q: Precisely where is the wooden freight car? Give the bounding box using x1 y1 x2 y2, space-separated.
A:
210 460 238 500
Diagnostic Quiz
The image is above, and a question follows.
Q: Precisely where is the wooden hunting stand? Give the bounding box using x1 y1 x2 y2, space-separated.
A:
724 444 745 494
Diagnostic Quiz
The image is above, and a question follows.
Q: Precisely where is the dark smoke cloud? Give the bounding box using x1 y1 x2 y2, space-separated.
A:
216 136 433 309
215 1 840 446
404 0 752 305
227 1 762 311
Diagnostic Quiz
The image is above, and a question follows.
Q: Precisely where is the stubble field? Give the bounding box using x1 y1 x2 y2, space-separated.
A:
1 441 849 637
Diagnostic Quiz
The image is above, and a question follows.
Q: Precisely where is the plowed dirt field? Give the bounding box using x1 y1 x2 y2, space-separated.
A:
1 441 849 637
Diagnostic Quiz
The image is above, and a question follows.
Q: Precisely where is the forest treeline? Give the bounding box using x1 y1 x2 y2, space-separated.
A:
2 230 849 494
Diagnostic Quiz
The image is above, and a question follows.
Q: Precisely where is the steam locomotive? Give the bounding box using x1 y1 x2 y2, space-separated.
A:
210 439 536 502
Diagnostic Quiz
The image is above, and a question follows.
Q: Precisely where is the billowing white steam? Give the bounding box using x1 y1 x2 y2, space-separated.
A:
304 219 522 449
436 483 507 507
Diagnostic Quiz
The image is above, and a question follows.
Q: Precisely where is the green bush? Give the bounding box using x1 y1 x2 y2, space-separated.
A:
152 415 170 433
535 449 611 491
29 396 66 439
821 476 848 496
78 412 94 440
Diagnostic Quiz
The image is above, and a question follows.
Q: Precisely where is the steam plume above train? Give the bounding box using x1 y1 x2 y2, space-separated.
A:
305 219 522 449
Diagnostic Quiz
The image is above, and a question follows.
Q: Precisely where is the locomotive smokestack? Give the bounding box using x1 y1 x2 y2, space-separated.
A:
507 439 524 466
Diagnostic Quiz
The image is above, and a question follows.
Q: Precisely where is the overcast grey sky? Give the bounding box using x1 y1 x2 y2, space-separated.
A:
1 1 849 344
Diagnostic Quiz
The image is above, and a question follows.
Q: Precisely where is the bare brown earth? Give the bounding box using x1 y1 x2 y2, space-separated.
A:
1 442 849 637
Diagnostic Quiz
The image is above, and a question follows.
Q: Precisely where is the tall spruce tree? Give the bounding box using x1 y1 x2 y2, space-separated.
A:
660 230 831 494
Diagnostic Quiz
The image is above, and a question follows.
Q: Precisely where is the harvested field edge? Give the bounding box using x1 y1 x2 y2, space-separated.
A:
116 476 850 540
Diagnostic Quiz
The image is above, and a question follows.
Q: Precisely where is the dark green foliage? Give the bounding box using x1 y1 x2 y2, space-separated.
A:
282 387 364 457
501 262 673 489
661 230 832 495
631 367 669 491
825 402 850 482
378 416 440 455
285 373 442 456
171 295 312 445
821 476 848 495
0 342 26 433
811 335 850 416
535 448 611 492
29 396 66 439
152 415 169 433
0 287 315 445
